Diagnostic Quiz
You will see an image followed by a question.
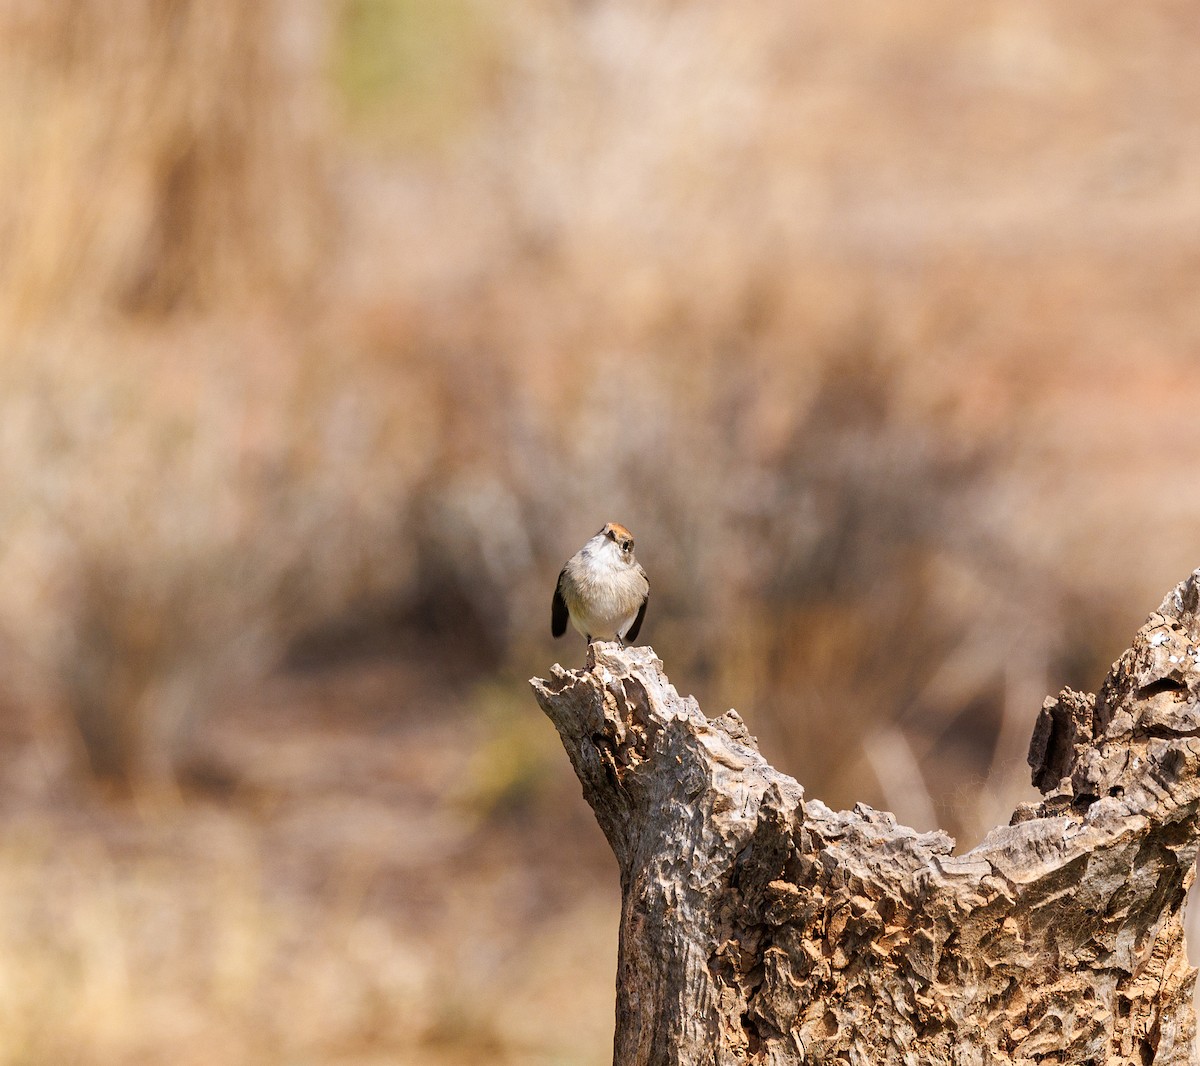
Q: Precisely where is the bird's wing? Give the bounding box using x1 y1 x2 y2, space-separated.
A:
551 567 570 637
625 589 649 642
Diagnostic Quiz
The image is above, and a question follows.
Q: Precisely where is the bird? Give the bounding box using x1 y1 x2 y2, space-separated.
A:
552 522 649 646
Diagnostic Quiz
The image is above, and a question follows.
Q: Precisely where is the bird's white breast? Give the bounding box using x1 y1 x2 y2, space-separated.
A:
561 537 648 641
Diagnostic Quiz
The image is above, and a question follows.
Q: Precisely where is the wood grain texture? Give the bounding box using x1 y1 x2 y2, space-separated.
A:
531 570 1200 1065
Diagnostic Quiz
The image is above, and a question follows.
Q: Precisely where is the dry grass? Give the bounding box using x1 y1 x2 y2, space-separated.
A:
0 661 616 1066
0 0 1199 1060
0 0 329 323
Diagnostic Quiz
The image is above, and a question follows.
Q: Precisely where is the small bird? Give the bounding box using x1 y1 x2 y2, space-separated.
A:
552 522 649 646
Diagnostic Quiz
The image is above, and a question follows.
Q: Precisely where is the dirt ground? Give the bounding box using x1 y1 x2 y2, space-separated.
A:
0 653 622 1065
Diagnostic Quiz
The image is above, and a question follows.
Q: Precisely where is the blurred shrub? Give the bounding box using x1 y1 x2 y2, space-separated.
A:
0 0 340 791
0 0 329 323
0 0 1157 819
333 0 499 150
0 331 430 792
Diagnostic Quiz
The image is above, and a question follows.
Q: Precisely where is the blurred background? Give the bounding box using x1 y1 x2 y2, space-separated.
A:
0 1 1199 1062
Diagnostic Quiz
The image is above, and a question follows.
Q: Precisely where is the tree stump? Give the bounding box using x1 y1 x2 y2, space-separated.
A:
530 570 1200 1065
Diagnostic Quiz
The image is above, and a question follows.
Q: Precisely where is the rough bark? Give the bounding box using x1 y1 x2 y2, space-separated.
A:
531 570 1200 1065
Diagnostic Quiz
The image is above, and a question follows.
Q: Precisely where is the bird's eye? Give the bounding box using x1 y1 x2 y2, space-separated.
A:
622 540 632 551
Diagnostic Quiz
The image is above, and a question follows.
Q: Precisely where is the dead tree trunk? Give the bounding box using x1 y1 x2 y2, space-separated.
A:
531 570 1200 1065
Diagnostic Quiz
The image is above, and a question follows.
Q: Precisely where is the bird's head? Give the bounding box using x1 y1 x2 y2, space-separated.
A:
597 521 637 564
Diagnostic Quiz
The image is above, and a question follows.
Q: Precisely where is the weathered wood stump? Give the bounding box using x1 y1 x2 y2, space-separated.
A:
531 570 1200 1065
